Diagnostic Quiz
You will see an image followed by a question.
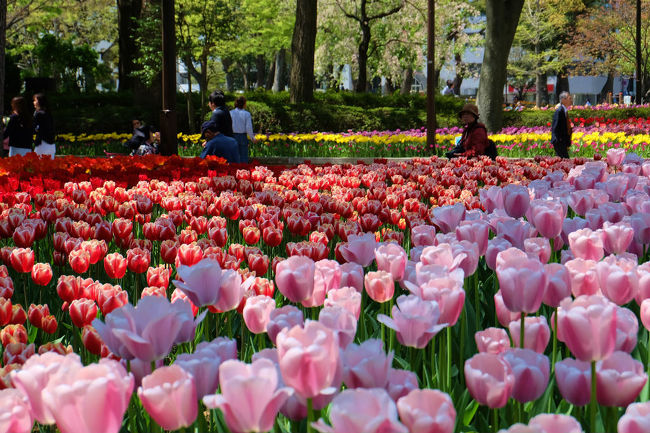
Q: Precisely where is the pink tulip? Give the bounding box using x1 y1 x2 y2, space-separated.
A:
495 219 535 250
497 424 540 433
435 232 457 245
41 359 134 433
508 316 551 353
411 225 437 247
173 258 223 307
203 358 292 433
138 365 197 431
375 243 407 281
502 184 530 219
568 190 596 216
324 286 361 320
266 305 304 346
175 338 235 399
601 221 635 255
528 199 565 239
385 368 419 402
364 270 395 303
618 402 650 433
569 228 604 261
626 212 650 245
562 217 589 244
557 295 617 362
415 262 464 288
494 290 521 327
475 328 510 354
397 389 456 433
304 259 341 308
415 278 465 326
637 262 650 303
312 388 407 433
211 269 245 312
420 243 465 272
500 348 550 403
555 358 591 406
464 353 514 408
641 299 650 331
10 352 82 424
319 306 357 349
596 255 638 305
451 240 479 277
243 295 276 334
275 256 315 303
496 250 547 314
565 258 600 297
456 219 490 256
339 233 377 267
543 263 571 308
92 295 200 362
615 306 639 353
528 414 584 433
486 237 513 271
339 262 364 293
585 207 607 230
429 202 465 233
479 186 504 214
524 237 551 264
0 389 33 433
342 339 393 389
377 295 446 349
607 147 626 166
276 321 339 399
597 351 647 407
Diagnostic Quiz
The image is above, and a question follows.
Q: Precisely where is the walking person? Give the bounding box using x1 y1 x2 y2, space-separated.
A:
551 91 573 158
3 97 33 157
33 93 56 159
230 96 256 163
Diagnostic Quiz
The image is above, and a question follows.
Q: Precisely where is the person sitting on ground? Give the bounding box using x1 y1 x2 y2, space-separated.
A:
199 120 240 162
445 103 490 159
132 126 159 156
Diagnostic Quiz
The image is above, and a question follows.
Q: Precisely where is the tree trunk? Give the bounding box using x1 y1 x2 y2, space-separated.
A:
222 57 234 92
453 53 464 95
256 54 265 89
272 49 285 92
535 72 548 107
265 59 275 90
117 0 143 92
186 74 195 133
290 0 317 103
0 0 6 119
477 0 525 132
599 73 614 104
200 56 208 120
238 63 250 91
355 24 371 93
400 68 413 95
556 69 569 96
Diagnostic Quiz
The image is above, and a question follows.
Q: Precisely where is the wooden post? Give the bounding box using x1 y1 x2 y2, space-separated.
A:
636 0 642 104
160 0 178 156
426 0 436 153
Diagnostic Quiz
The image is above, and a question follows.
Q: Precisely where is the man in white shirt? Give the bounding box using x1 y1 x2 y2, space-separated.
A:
230 96 257 163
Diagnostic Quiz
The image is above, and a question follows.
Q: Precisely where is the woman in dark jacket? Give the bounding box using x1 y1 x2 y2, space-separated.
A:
3 96 33 157
33 93 56 159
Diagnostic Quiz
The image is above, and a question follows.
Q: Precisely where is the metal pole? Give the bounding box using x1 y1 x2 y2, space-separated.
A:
427 0 436 153
160 0 178 155
636 0 642 104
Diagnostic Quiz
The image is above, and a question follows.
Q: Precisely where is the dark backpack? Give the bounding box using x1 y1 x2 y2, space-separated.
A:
486 139 498 160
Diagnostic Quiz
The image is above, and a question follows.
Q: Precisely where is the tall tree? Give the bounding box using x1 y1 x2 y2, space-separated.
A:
117 0 143 92
477 0 525 131
0 0 6 117
290 0 317 102
334 0 404 92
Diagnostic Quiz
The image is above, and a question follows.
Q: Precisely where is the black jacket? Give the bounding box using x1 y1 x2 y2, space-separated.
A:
34 110 55 145
3 114 33 149
209 106 234 137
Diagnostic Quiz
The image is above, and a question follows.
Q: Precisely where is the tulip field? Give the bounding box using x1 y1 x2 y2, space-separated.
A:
3 150 650 433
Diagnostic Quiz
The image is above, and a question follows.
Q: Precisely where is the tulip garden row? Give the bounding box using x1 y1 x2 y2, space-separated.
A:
2 150 650 432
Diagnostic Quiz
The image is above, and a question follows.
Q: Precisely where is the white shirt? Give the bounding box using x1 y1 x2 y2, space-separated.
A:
230 108 255 140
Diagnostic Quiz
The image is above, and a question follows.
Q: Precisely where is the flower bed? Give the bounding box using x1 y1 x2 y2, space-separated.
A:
0 151 650 432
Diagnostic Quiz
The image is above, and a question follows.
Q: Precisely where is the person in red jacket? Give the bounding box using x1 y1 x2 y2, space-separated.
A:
446 103 489 158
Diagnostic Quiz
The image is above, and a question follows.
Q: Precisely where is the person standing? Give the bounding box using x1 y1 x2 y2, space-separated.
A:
442 80 454 96
208 90 234 137
551 91 573 158
3 97 33 157
230 96 256 163
33 93 56 159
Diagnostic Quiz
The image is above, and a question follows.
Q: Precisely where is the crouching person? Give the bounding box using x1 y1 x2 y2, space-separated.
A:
199 120 240 162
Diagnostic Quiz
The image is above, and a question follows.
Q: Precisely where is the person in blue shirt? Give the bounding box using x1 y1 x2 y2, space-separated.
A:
199 120 240 162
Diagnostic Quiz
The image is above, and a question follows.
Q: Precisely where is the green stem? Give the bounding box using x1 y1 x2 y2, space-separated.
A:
493 408 499 433
520 312 526 349
459 309 466 387
446 326 451 393
431 336 437 389
552 308 558 372
307 398 315 433
388 296 394 353
590 360 598 433
198 402 208 433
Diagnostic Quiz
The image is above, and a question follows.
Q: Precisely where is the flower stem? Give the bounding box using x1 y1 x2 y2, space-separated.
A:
307 398 314 433
492 408 499 433
520 313 526 349
590 360 598 433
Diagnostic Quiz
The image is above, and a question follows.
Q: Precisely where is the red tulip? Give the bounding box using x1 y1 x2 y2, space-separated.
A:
31 263 52 286
160 240 178 264
69 298 98 328
141 286 167 298
10 304 27 325
178 228 198 245
111 217 133 239
147 265 171 288
251 277 274 297
135 194 153 214
262 226 282 247
242 226 261 245
27 304 49 328
248 253 269 277
0 298 11 326
1 324 28 346
81 325 106 356
12 225 35 248
68 248 90 274
96 286 129 316
208 226 228 247
104 252 127 279
9 248 34 273
2 342 34 365
40 315 57 334
127 247 151 273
